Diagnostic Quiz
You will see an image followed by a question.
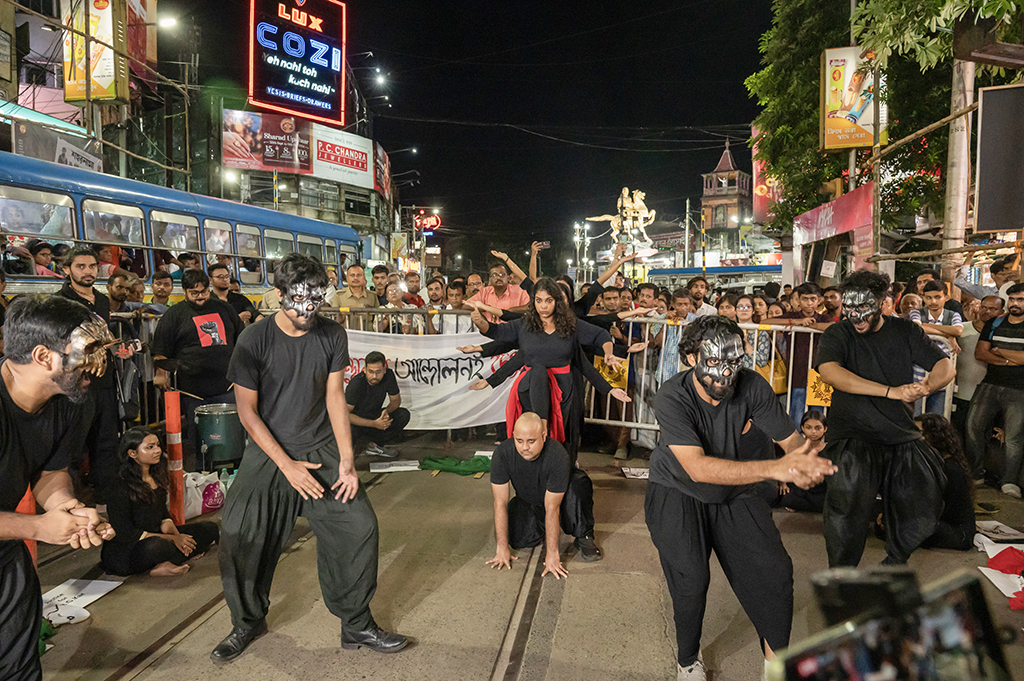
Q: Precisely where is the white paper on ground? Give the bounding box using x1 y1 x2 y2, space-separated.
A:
977 567 1024 598
976 520 1024 542
475 450 495 459
973 533 1024 559
621 467 649 479
368 460 421 473
41 579 122 626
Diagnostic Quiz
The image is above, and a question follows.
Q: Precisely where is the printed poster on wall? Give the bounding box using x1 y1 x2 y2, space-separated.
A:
820 46 889 151
61 0 130 103
126 0 158 87
222 109 312 174
345 330 514 429
311 124 374 189
12 120 103 173
374 142 392 203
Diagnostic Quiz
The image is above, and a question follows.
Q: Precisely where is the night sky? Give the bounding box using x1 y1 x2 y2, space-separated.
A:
168 0 771 260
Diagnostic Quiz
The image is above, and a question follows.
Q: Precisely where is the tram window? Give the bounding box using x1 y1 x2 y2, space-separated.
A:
325 239 337 269
236 224 261 257
150 210 199 252
0 187 75 240
83 200 144 245
203 219 233 255
239 257 263 285
264 229 294 260
297 235 323 261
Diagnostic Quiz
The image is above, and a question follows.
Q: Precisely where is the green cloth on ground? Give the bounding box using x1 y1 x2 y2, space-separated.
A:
419 456 491 476
39 619 56 656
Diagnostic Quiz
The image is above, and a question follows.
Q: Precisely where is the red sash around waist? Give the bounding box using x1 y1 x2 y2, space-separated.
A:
505 365 571 442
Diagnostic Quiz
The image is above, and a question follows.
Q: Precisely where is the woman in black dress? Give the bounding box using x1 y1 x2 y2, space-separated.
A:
469 278 630 454
101 427 219 577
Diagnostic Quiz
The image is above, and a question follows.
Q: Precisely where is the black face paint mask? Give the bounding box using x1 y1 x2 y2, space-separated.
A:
694 333 745 401
282 282 327 329
842 288 882 332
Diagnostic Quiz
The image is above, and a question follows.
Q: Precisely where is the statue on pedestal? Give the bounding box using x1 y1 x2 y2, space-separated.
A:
587 187 655 244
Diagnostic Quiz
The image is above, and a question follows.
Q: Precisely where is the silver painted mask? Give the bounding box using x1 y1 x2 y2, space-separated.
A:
695 333 745 400
282 282 328 321
64 314 118 377
842 288 882 330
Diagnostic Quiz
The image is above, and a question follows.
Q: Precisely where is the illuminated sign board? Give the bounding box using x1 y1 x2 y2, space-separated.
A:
414 211 441 231
249 0 347 126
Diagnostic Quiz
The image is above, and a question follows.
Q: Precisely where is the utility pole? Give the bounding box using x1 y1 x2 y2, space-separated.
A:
941 59 975 284
684 198 692 267
848 0 857 193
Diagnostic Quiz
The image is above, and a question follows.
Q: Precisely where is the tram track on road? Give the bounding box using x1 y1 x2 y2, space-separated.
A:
46 472 389 681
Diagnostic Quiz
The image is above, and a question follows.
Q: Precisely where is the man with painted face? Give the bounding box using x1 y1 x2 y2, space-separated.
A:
151 269 243 469
214 253 406 664
815 269 955 568
647 315 836 681
0 295 116 680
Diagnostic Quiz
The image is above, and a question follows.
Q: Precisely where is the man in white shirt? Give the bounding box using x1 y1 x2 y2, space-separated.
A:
432 281 476 335
687 276 717 317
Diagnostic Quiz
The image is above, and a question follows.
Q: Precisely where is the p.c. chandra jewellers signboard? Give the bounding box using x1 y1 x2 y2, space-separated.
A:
249 0 347 126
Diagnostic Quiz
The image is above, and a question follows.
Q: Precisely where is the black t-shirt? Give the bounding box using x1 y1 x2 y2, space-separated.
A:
222 291 258 323
58 282 114 389
151 298 242 397
979 316 1024 389
815 317 948 445
490 437 570 507
0 361 87 566
346 369 399 421
228 314 350 451
104 479 169 545
649 368 795 504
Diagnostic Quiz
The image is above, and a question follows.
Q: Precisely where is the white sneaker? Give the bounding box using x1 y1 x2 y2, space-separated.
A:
677 659 706 681
1001 483 1022 499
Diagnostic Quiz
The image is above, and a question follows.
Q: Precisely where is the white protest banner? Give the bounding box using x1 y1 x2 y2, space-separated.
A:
345 329 515 430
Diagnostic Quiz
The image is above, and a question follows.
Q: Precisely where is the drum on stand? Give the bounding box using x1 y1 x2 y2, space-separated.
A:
194 403 245 470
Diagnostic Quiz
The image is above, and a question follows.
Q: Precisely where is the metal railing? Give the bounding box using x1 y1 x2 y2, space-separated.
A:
113 308 957 440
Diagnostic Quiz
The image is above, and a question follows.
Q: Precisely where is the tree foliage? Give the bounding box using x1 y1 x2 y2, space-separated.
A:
853 0 1023 69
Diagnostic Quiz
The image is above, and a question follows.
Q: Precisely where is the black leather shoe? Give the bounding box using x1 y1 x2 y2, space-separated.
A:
210 620 268 664
341 624 409 653
575 534 602 562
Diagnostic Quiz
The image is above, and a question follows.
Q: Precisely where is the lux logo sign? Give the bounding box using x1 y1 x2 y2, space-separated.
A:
257 22 342 72
278 3 323 31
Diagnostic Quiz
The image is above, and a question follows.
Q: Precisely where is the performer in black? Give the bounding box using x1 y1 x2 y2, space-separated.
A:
0 295 116 680
816 269 954 567
213 254 407 664
468 278 630 456
646 315 835 680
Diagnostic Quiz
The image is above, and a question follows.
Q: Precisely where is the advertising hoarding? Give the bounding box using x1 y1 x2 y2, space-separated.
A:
248 0 347 126
61 0 130 103
222 109 312 174
374 142 392 203
820 46 888 151
752 125 782 225
126 0 158 86
12 120 103 172
312 124 373 188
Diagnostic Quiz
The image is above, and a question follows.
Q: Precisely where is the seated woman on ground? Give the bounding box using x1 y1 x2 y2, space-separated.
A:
774 410 828 513
101 427 220 577
915 414 975 551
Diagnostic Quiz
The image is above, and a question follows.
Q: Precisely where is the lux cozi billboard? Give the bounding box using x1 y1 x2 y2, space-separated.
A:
249 0 347 126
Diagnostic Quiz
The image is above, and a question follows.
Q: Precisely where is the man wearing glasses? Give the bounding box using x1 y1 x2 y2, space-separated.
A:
467 262 530 323
210 263 257 325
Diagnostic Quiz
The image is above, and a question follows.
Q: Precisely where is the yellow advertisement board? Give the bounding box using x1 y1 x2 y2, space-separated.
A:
820 46 888 151
62 0 130 103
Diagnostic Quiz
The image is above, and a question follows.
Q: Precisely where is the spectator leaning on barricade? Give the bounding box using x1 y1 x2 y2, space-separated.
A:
762 282 834 425
687 276 717 316
955 251 1019 303
466 272 485 298
965 283 1024 498
371 264 390 305
432 280 477 335
909 280 963 415
58 246 121 499
822 286 843 322
378 281 422 334
346 350 410 457
468 260 530 323
909 268 964 317
210 263 257 325
151 268 243 470
953 296 1004 457
424 276 446 311
333 263 379 311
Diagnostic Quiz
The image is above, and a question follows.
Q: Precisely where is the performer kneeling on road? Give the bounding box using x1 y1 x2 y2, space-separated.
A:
488 412 601 577
346 351 410 458
646 315 836 681
0 295 117 681
213 254 407 664
816 269 954 568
